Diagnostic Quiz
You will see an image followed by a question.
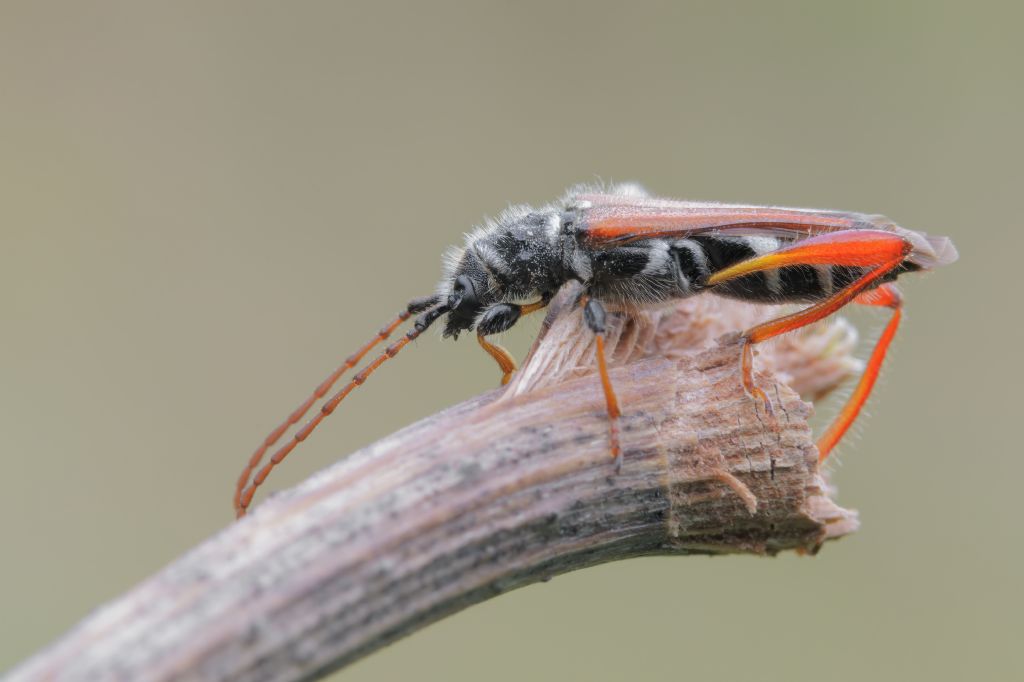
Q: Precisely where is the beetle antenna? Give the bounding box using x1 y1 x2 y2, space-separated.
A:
236 300 449 517
233 295 440 516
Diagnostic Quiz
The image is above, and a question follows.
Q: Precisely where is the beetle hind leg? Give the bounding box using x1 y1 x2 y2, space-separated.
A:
739 341 774 416
707 230 911 435
816 283 903 461
734 258 904 427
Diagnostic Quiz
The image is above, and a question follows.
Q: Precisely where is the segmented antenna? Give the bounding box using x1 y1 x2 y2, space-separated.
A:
236 300 448 517
233 296 439 515
233 297 438 514
232 311 408 514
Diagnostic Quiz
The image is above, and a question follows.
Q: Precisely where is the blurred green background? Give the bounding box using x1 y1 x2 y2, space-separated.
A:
1 1 1020 680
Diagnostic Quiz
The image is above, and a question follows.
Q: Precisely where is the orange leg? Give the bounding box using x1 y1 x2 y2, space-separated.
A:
816 283 903 461
581 296 623 468
738 259 905 412
477 333 517 385
475 299 548 385
595 333 623 468
707 229 911 418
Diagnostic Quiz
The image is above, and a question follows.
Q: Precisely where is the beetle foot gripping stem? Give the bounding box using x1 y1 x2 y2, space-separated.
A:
740 339 775 419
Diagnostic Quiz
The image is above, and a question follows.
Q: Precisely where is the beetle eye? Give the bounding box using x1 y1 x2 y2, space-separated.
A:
449 275 478 311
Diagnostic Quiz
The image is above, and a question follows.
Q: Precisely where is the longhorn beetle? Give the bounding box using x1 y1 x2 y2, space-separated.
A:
234 183 957 517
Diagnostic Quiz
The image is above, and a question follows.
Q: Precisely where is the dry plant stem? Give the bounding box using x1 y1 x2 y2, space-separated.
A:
6 295 860 682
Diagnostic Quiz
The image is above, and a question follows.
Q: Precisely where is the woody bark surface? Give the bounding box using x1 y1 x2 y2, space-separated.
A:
6 291 861 682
